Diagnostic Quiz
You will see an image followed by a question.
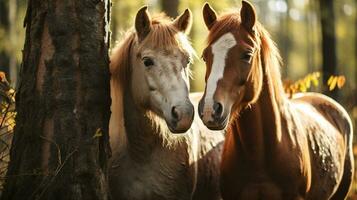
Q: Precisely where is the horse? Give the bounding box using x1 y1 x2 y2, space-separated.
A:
198 1 354 199
108 6 224 200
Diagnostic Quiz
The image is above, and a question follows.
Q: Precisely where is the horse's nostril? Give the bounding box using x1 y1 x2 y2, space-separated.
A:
171 106 180 121
213 102 223 118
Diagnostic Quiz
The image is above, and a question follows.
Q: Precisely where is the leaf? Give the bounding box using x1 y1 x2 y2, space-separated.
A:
327 76 334 86
328 76 337 91
299 84 307 92
312 77 319 87
314 72 320 78
0 72 6 82
304 78 311 88
93 128 103 138
337 76 346 89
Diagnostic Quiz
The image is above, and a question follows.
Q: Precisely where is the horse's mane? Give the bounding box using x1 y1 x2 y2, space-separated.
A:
207 13 286 104
110 14 195 90
258 23 286 104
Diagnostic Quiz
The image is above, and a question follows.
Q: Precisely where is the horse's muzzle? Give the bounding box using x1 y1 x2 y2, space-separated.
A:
167 103 194 133
198 99 228 130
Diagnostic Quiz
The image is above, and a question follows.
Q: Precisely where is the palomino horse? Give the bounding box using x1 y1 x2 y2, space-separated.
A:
109 7 224 200
198 1 354 200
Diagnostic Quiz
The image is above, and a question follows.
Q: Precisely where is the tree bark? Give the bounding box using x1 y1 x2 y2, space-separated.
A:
1 0 111 199
161 0 179 18
319 0 338 99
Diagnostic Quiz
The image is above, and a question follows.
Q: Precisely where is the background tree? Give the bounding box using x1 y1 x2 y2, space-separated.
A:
0 0 23 86
8 0 17 86
161 0 179 18
319 0 338 99
1 0 111 199
0 0 10 77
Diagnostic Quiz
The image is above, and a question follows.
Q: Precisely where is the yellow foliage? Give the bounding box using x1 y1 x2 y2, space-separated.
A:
327 75 346 91
284 72 346 98
284 72 320 98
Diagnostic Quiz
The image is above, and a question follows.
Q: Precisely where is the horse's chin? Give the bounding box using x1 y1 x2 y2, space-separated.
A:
166 117 193 134
203 116 229 131
204 121 228 131
167 123 190 134
167 124 189 134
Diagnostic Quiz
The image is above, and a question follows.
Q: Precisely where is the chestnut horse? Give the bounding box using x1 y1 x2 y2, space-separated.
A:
198 1 354 200
109 7 224 200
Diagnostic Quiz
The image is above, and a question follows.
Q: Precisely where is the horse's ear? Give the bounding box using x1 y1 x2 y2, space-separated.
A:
173 9 192 34
203 3 217 30
240 1 256 32
135 6 151 41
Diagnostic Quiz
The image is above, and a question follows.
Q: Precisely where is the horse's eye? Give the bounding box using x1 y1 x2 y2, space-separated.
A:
202 56 206 62
186 57 192 65
143 57 154 67
202 48 208 62
241 52 253 63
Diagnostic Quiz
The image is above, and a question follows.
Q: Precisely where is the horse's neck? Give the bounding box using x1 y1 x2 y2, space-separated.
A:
122 88 168 161
232 61 285 164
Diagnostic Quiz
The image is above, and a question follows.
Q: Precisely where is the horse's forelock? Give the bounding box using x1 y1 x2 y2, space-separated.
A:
139 18 195 57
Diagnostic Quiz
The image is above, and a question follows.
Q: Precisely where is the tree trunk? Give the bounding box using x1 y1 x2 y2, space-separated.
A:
1 0 111 199
319 0 338 99
161 0 179 18
308 0 318 73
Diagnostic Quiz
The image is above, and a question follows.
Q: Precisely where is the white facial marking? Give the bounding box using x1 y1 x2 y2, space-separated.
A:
203 33 237 122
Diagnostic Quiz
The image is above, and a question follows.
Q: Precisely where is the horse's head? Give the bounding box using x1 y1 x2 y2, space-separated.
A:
129 7 195 133
198 1 263 130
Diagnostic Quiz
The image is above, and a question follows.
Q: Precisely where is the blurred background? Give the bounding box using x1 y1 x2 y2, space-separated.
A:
0 0 356 197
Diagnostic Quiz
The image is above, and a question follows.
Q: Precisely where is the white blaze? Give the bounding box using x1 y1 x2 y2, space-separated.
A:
203 33 237 122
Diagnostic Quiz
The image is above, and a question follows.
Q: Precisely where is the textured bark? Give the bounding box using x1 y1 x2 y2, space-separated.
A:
319 0 338 99
161 0 179 18
1 0 111 199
